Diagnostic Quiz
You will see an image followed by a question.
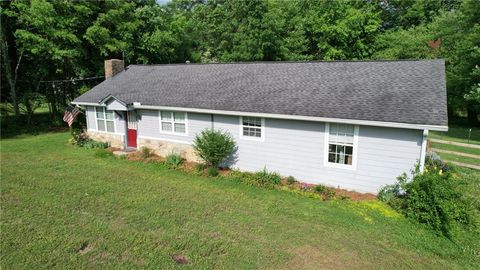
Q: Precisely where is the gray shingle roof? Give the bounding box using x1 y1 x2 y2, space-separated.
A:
73 60 448 126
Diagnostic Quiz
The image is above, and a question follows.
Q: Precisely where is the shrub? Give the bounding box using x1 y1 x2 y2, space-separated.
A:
70 131 90 146
254 168 282 188
82 139 109 149
165 153 183 168
207 167 219 177
286 176 296 185
227 169 281 189
140 147 154 159
314 184 327 193
193 129 236 168
379 165 476 238
195 163 205 173
313 184 336 200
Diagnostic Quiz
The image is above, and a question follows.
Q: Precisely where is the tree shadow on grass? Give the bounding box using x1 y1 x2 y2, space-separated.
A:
1 113 70 139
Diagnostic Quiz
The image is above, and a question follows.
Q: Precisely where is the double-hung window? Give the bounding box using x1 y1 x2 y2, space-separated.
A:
240 116 264 140
325 123 358 168
160 111 186 134
95 107 115 133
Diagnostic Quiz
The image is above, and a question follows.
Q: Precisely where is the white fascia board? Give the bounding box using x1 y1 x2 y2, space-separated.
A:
72 101 105 106
132 104 448 131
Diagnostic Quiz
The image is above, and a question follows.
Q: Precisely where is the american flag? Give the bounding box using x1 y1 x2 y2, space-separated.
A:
63 105 81 127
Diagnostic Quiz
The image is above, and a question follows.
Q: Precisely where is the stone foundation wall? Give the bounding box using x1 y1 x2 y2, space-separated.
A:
87 131 124 148
138 138 200 162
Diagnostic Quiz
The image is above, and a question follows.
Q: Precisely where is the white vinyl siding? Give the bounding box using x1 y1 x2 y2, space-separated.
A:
136 109 423 193
159 111 187 135
95 107 115 133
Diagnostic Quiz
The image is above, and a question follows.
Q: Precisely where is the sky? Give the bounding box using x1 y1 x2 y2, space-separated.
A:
156 0 171 5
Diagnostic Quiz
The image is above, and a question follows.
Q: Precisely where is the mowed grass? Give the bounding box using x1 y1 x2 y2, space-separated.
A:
430 142 480 157
1 133 479 269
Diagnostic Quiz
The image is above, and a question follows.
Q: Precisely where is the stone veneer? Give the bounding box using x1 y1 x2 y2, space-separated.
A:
138 138 200 162
87 131 124 148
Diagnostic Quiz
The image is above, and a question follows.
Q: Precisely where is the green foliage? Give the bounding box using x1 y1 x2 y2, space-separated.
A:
314 184 327 193
193 129 236 168
379 165 477 238
2 0 478 125
94 149 113 158
206 166 219 177
140 147 154 159
286 176 296 185
195 163 205 173
69 130 108 149
82 140 109 149
228 168 281 189
165 153 183 169
313 184 336 200
373 0 480 123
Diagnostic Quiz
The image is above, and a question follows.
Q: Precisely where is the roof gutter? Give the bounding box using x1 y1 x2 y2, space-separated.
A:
71 101 448 131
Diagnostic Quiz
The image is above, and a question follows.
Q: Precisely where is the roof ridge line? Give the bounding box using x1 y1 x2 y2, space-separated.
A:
126 59 445 67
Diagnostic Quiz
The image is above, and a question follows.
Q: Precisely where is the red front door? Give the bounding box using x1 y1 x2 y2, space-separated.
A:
127 111 137 148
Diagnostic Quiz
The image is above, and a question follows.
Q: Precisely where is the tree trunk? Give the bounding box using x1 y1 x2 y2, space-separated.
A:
0 37 21 117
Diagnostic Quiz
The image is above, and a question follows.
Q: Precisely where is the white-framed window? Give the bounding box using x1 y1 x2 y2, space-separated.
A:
240 116 264 141
324 123 359 169
95 107 115 133
159 111 187 135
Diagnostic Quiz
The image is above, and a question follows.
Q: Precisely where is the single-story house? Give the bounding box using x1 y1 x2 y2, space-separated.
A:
72 59 448 193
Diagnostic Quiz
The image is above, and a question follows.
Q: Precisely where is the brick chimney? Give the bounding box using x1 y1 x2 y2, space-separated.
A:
104 59 124 79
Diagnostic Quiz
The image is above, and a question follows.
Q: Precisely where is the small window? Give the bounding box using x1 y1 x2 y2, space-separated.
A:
160 111 186 134
95 107 115 133
326 123 357 167
241 116 264 140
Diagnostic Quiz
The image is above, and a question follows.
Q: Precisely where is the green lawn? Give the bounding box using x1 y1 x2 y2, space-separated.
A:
1 132 479 269
430 142 480 156
437 152 480 166
430 126 480 145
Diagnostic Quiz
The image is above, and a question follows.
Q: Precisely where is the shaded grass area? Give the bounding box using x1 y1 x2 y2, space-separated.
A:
430 126 480 145
1 133 479 269
0 113 68 139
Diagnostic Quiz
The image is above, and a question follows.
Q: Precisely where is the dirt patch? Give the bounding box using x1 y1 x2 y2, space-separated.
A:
78 242 94 255
333 188 376 201
218 167 231 176
181 161 198 172
105 147 121 153
284 245 368 270
125 151 165 163
172 254 190 265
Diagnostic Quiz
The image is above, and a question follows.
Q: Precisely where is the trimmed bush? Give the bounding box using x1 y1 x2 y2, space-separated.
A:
193 129 236 168
165 153 183 168
286 176 296 184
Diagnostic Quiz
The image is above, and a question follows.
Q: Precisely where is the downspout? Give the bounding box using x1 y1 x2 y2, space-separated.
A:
211 114 214 129
419 129 429 172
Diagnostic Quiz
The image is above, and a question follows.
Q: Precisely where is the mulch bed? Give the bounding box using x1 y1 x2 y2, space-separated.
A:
106 149 376 201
